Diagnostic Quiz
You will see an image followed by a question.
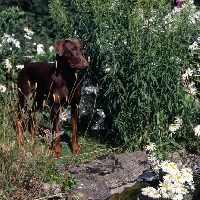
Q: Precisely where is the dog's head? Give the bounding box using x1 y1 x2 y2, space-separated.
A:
53 38 89 69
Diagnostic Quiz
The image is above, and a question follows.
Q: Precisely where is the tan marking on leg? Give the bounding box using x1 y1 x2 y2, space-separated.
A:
43 100 46 108
53 94 55 102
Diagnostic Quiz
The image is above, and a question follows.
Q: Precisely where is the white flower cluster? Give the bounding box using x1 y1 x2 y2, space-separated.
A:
4 59 24 70
2 33 20 49
181 33 200 95
91 109 106 130
60 109 71 123
143 143 194 199
171 0 199 25
169 116 183 136
145 0 199 33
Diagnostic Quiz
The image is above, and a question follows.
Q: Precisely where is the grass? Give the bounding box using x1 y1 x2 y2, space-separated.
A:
0 86 117 199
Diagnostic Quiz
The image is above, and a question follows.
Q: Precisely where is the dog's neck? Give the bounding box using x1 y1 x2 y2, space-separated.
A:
54 54 77 77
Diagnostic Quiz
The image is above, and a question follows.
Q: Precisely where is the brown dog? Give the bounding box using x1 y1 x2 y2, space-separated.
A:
16 38 89 157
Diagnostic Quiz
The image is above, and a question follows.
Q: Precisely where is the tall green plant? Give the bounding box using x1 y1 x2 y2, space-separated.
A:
48 0 200 151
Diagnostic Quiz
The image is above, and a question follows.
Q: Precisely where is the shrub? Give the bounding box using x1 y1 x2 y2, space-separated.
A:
49 0 200 151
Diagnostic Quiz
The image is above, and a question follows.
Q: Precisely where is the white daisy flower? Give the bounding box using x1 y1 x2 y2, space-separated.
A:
103 64 111 73
49 46 54 52
13 40 20 48
37 44 44 55
169 123 181 133
159 182 168 193
169 183 182 194
168 162 179 175
197 36 200 43
163 173 174 183
24 27 34 36
16 65 24 69
161 188 171 198
5 59 12 68
188 41 199 51
171 193 184 200
160 160 171 173
181 167 193 176
174 116 183 125
188 81 195 88
145 143 156 151
187 86 197 95
24 34 32 40
182 68 193 80
150 189 161 198
97 109 106 118
85 86 98 94
148 153 157 162
194 125 200 136
141 186 154 196
0 84 6 93
174 173 185 184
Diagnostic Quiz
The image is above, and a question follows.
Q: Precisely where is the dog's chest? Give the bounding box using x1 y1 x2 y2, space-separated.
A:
52 75 69 95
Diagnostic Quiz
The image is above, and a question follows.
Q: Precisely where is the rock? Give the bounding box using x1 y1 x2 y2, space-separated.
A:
41 182 62 196
58 151 150 199
137 168 159 183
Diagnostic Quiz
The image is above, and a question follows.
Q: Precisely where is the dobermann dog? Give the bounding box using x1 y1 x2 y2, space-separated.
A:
16 38 89 157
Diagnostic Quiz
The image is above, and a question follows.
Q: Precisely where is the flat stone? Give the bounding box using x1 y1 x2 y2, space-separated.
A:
59 151 150 199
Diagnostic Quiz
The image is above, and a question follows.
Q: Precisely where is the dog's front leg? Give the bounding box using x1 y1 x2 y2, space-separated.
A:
71 104 81 154
51 104 62 157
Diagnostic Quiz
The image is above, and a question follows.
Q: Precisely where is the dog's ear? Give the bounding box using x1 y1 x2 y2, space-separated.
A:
53 39 66 56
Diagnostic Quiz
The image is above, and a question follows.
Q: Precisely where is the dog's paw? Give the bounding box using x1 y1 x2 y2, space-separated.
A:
73 145 81 155
54 151 62 158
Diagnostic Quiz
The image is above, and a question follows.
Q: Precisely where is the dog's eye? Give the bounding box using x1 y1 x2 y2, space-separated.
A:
71 48 77 52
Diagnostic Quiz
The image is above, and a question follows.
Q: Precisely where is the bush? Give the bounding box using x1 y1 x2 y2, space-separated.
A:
49 0 200 151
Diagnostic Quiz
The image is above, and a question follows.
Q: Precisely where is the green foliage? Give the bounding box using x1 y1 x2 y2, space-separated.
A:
0 6 56 86
49 0 200 151
0 6 26 34
48 0 74 38
0 0 57 43
62 176 77 191
44 163 77 190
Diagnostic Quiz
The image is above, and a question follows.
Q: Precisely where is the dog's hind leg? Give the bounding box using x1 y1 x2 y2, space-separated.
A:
28 92 42 136
17 79 35 146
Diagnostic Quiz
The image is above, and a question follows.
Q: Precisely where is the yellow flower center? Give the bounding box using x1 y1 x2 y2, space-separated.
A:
174 184 179 188
177 175 181 179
